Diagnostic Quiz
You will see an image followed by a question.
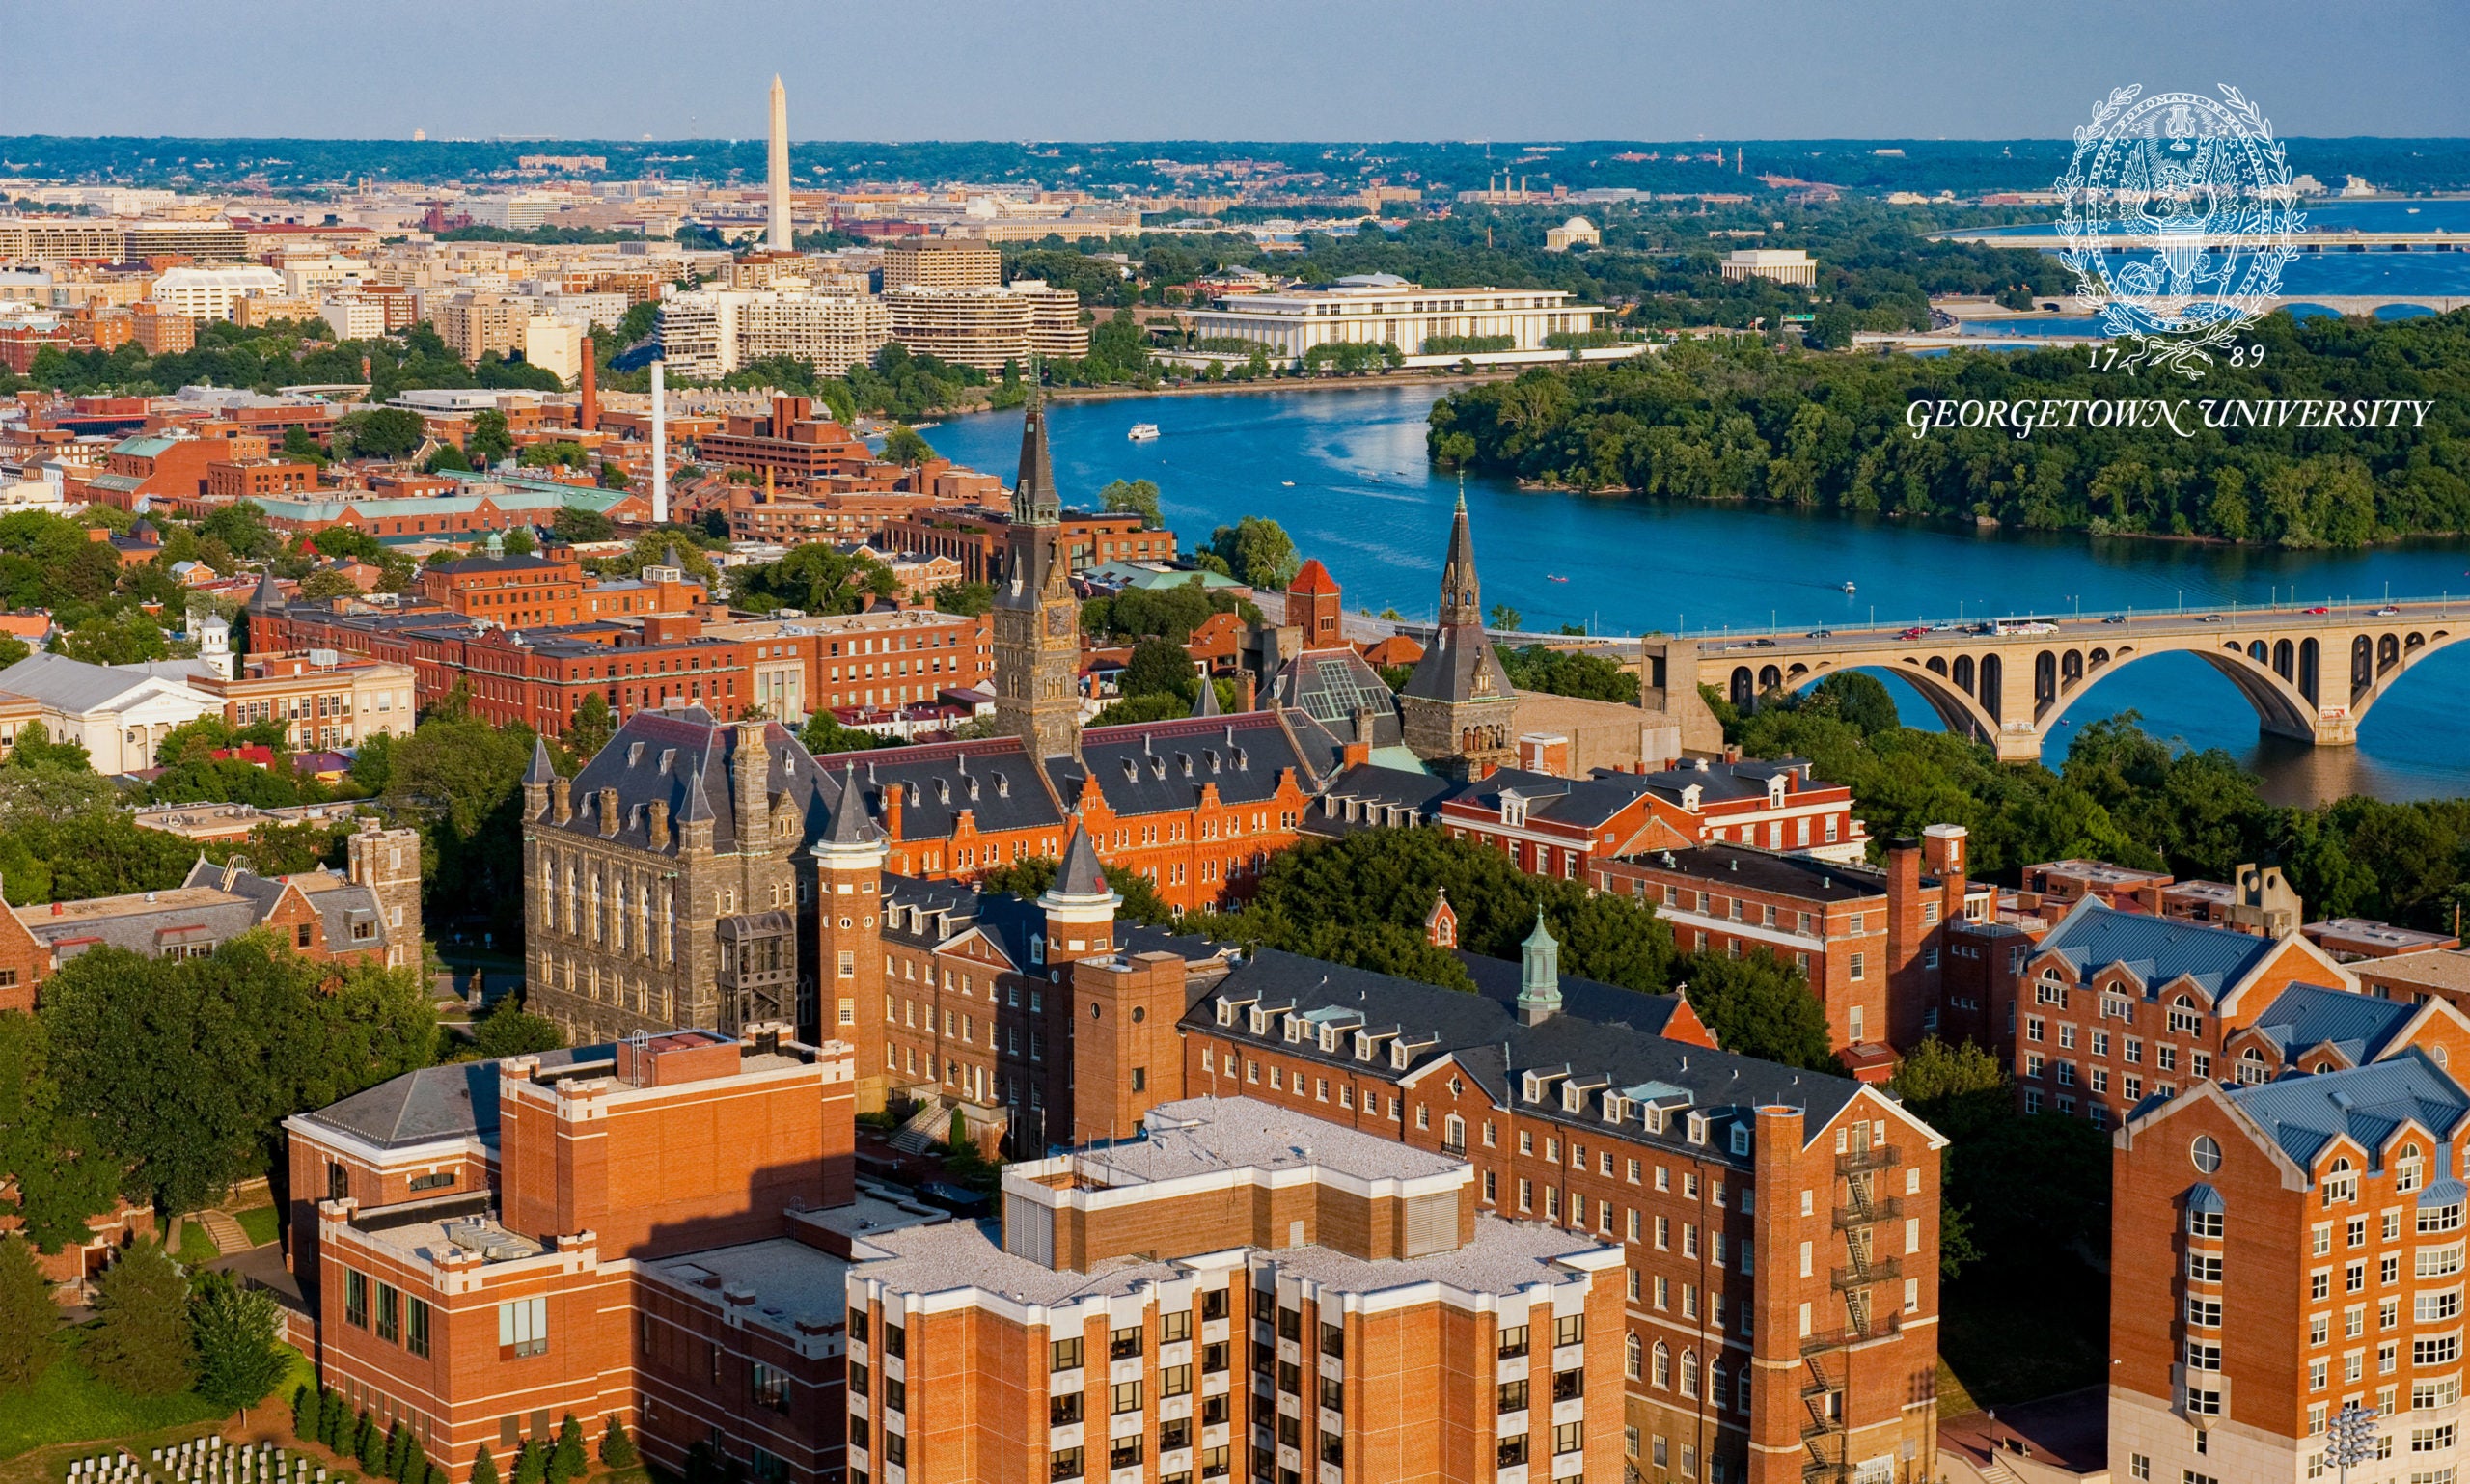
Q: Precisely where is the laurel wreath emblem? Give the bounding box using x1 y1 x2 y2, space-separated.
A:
2056 84 2303 379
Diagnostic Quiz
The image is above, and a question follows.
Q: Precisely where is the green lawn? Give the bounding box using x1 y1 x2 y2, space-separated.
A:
234 1207 280 1249
172 1223 219 1269
0 1332 220 1460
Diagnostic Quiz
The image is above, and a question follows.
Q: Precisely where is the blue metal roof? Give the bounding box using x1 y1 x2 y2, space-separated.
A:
2185 1182 2225 1214
2037 901 2281 1004
2225 1052 2470 1172
2245 983 2416 1067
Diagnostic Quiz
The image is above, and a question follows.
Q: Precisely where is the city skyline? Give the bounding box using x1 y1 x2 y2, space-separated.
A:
8 0 2469 143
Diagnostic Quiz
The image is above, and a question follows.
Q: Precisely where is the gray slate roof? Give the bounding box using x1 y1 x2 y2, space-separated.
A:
1194 947 1859 1162
2224 1051 2469 1172
299 1046 610 1150
554 706 831 856
0 652 191 712
2036 900 2283 1004
2243 983 2417 1068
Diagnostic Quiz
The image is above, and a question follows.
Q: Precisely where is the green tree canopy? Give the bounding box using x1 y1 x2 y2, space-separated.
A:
86 1241 192 1397
191 1268 288 1411
0 1237 58 1395
1205 516 1301 591
1098 478 1163 529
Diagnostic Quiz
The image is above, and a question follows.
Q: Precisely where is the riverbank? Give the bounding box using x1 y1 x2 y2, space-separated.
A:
1041 369 1521 403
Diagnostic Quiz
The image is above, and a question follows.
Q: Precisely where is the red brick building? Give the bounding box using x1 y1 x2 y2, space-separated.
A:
880 508 1176 585
1594 826 1985 1065
413 544 706 629
2001 899 2360 1128
1630 756 1868 863
2108 994 2470 1484
206 458 321 501
0 829 422 1014
288 1029 868 1484
844 1096 1632 1484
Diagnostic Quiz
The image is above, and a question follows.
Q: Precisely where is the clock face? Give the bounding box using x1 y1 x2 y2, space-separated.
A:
1045 605 1073 638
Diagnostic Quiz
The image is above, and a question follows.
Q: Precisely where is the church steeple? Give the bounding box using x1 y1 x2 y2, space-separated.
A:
1437 486 1482 627
1011 369 1059 526
991 375 1082 760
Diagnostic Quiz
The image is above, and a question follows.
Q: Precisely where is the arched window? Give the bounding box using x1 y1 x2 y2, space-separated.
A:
1444 1114 1467 1152
1679 1349 1700 1399
2398 1142 2426 1195
1625 1333 1642 1381
2168 994 2202 1035
2237 1047 2269 1086
2323 1155 2359 1206
1710 1361 1726 1412
1651 1340 1670 1388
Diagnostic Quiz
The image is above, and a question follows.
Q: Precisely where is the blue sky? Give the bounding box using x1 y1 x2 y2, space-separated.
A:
8 0 2465 141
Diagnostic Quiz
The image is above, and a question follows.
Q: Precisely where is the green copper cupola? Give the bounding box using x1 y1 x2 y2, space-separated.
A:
1517 907 1561 1026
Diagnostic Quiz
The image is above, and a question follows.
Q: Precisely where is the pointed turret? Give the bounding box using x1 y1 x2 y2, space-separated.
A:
1516 907 1562 1026
665 542 685 571
525 735 558 785
247 571 286 613
826 763 882 846
1190 673 1221 717
1010 372 1059 526
679 756 717 826
1437 489 1482 627
1052 823 1110 899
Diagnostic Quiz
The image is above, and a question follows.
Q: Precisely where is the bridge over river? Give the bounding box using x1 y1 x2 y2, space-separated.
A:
1672 599 2469 763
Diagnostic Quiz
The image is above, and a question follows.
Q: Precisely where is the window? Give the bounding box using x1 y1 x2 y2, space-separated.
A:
2188 1207 2224 1239
753 1362 790 1414
1554 1422 1583 1456
1498 1325 1528 1359
1052 1336 1083 1371
498 1296 547 1359
376 1284 399 1343
343 1271 369 1329
1555 1313 1585 1348
1162 1310 1192 1343
1498 1378 1529 1413
1162 1364 1191 1398
1050 1445 1084 1481
1112 1380 1142 1415
1111 1326 1142 1360
1051 1392 1083 1427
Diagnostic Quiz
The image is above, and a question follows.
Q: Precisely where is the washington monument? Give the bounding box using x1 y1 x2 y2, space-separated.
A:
766 73 790 252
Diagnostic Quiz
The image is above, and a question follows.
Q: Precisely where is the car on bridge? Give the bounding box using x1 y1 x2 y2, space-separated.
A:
2376 605 2402 617
2102 614 2127 623
2306 606 2330 615
1899 626 1928 640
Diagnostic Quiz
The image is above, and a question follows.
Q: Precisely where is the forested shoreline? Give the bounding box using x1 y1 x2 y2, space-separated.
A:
1428 310 2470 547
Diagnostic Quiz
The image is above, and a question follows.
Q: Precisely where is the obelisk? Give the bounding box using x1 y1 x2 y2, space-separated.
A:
766 74 791 253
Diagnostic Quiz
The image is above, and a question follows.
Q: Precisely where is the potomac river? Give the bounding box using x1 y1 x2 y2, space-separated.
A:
922 384 2470 806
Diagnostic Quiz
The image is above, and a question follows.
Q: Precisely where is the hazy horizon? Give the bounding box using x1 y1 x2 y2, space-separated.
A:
8 0 2465 144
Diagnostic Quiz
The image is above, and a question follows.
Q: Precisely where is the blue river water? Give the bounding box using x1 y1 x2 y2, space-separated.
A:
1966 201 2470 300
920 385 2470 806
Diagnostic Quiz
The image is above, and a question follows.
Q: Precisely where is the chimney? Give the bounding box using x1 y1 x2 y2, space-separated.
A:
578 339 598 431
1882 837 1924 1049
651 359 669 525
1236 669 1257 712
646 799 670 850
551 776 572 825
732 718 770 830
598 785 620 838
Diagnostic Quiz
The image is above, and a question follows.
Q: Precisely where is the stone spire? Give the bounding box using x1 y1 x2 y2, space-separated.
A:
1516 907 1562 1026
766 74 792 253
247 571 287 613
1010 371 1059 526
1038 821 1119 926
1437 486 1482 628
524 735 558 786
1190 673 1221 717
825 763 882 847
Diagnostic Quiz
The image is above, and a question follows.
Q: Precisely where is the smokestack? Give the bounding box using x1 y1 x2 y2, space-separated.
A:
578 339 597 432
651 358 669 525
767 74 792 254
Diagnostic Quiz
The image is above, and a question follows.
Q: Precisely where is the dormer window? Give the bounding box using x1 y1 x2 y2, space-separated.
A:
1283 1016 1302 1043
2400 1143 2426 1195
1353 1031 1372 1060
1501 793 1527 828
1029 933 1045 966
1686 1113 1709 1146
1216 1001 1235 1027
1319 1026 1337 1053
1249 1007 1268 1035
1389 1041 1409 1071
1729 1125 1752 1157
1523 1072 1544 1103
1560 1084 1583 1114
1603 1093 1626 1124
1645 1104 1665 1135
2322 1156 2358 1206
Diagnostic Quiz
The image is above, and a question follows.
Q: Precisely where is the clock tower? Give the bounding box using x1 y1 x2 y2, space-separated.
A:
991 379 1084 759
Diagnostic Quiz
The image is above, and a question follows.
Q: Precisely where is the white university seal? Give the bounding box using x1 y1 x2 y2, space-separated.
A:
2056 85 2302 378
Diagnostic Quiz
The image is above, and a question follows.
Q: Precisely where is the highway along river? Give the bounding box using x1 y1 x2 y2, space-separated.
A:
923 384 2470 804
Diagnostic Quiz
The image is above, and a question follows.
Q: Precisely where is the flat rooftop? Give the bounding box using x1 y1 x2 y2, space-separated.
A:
1066 1096 1463 1191
2310 919 2459 950
2358 949 2470 995
852 1208 1610 1307
2031 859 2172 889
650 1239 849 1337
